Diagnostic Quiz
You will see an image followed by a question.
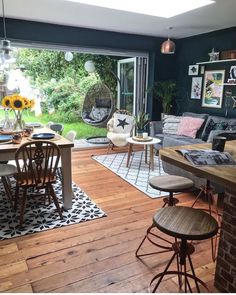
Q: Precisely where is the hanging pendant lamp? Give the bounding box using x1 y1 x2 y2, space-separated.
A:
0 0 13 62
161 27 176 54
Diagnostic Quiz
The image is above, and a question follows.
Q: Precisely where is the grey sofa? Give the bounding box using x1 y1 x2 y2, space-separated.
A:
150 112 236 189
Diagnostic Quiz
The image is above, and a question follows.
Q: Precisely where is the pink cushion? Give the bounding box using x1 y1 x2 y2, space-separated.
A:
177 117 205 138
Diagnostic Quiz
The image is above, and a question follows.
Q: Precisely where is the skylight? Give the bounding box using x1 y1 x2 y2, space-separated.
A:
66 0 215 18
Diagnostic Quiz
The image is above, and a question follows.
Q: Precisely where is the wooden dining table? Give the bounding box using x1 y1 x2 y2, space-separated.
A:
160 140 236 293
0 127 74 210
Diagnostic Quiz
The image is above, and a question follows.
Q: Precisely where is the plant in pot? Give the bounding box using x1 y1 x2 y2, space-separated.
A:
135 111 149 137
153 80 176 119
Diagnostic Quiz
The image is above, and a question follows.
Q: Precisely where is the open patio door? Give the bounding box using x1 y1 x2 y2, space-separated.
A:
117 57 148 115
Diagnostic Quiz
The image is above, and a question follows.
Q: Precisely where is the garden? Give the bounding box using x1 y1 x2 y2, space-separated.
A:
0 48 119 138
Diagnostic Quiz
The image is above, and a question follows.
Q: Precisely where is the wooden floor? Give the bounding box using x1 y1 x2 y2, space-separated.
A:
0 147 220 293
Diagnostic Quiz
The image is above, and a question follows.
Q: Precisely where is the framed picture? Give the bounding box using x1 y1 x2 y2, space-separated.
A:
202 70 225 108
188 65 199 75
191 77 202 99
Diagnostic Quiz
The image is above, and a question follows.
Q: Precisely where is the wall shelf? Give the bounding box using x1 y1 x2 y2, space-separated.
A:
196 59 236 65
223 83 236 86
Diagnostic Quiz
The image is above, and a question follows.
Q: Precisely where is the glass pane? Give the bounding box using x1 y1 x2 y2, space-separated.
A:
120 61 134 113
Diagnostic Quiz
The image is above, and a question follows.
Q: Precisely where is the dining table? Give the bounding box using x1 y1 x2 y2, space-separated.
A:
160 140 236 293
0 126 74 210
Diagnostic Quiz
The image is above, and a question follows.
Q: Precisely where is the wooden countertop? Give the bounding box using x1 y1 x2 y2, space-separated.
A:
160 140 236 192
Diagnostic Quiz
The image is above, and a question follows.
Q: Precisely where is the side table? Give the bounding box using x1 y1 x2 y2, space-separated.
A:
126 137 161 170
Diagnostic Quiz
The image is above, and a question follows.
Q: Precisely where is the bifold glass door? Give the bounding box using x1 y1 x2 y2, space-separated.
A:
117 57 148 115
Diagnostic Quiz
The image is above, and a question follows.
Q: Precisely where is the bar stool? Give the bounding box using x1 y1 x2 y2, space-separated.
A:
149 206 218 293
0 164 17 208
149 175 194 207
136 175 194 257
191 179 222 261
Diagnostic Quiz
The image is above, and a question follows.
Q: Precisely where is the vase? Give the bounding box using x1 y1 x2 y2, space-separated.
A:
2 109 13 131
136 129 144 138
13 111 25 131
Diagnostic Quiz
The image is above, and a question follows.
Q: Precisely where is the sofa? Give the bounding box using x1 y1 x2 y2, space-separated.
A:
150 112 236 189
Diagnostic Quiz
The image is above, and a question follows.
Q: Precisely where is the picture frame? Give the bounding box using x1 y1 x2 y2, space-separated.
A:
188 65 199 76
202 70 225 108
191 77 202 99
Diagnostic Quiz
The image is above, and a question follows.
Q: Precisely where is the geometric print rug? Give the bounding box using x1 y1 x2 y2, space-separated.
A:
0 178 106 240
92 151 168 199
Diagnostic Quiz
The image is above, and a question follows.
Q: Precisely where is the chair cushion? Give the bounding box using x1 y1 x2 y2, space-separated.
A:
182 112 209 138
113 113 134 134
176 117 205 139
89 107 109 121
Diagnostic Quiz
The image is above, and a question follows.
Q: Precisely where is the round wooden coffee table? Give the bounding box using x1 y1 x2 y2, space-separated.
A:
126 137 161 170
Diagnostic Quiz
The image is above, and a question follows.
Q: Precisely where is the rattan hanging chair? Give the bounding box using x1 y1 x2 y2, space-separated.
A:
82 82 114 127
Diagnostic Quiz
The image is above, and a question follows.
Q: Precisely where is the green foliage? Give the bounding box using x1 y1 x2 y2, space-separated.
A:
152 80 177 114
14 48 119 123
135 111 149 130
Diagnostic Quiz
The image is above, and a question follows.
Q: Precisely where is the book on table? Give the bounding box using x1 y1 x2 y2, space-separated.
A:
176 149 236 166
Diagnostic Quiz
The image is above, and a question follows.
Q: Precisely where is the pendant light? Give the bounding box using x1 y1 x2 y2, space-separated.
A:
161 27 176 54
0 0 13 62
65 51 73 62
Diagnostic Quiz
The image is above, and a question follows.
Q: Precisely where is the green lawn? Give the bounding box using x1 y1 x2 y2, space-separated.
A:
0 110 107 139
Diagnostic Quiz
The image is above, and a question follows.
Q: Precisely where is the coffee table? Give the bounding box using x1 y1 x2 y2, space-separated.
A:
126 137 161 170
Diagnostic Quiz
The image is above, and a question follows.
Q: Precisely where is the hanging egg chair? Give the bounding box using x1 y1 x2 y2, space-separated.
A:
82 82 114 128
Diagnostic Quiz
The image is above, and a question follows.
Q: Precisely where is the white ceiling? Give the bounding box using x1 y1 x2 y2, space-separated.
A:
2 0 236 39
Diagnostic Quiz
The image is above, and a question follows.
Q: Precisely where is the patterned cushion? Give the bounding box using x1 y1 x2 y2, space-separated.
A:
201 118 228 141
177 117 205 139
89 107 109 121
113 113 134 134
162 115 182 135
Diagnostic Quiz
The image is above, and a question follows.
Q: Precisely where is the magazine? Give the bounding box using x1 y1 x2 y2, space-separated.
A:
176 149 236 166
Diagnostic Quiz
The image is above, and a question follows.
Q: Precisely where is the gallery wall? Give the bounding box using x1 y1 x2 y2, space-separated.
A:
176 27 236 118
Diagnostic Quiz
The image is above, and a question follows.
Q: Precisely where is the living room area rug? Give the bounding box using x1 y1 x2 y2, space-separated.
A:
92 151 168 199
0 178 106 240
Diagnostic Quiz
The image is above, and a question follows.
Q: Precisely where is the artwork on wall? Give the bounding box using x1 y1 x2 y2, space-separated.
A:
202 70 225 108
228 65 236 83
188 65 199 75
191 77 202 99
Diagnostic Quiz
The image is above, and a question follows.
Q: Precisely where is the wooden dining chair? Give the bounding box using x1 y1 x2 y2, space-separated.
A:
14 140 63 227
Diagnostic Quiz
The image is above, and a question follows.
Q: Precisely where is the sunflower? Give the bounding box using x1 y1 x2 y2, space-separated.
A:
10 95 25 110
23 97 31 108
2 96 12 108
30 99 35 109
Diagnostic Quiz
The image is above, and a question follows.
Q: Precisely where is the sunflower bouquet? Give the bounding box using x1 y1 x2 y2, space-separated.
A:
1 94 35 131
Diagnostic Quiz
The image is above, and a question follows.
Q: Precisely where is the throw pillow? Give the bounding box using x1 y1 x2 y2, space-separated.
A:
162 115 182 135
89 107 109 121
113 113 134 134
201 118 228 141
177 117 205 139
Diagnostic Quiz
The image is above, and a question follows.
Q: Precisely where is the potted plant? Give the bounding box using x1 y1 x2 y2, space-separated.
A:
135 111 149 137
153 80 176 119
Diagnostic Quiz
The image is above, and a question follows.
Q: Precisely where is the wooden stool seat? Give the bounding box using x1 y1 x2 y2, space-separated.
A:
148 206 218 293
149 175 194 192
149 175 194 207
153 206 218 241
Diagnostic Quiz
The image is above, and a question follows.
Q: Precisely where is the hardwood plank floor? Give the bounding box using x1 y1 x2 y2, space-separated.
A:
0 147 220 293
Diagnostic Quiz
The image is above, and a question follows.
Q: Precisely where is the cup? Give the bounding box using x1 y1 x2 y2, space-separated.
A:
12 133 22 144
142 132 148 139
212 136 226 152
23 127 33 137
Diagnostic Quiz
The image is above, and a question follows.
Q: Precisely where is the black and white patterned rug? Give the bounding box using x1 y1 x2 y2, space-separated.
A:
93 151 168 199
0 179 106 240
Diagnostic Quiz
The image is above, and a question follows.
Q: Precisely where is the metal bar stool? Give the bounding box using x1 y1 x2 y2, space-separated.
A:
149 175 194 207
149 206 218 293
136 175 194 257
191 179 222 261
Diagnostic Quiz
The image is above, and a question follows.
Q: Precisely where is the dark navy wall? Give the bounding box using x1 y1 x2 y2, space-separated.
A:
0 18 177 119
176 27 236 118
